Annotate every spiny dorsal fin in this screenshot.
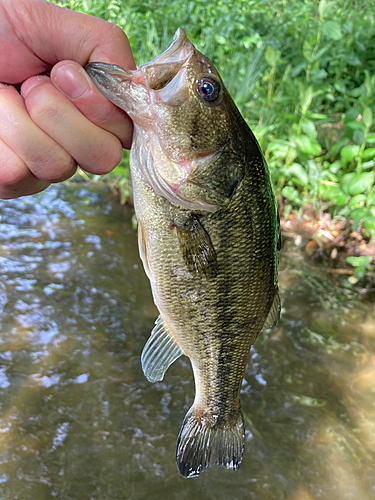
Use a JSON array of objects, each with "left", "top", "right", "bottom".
[
  {"left": 262, "top": 288, "right": 281, "bottom": 330},
  {"left": 141, "top": 315, "right": 184, "bottom": 383},
  {"left": 175, "top": 215, "right": 218, "bottom": 278}
]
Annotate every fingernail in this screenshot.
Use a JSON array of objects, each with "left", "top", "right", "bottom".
[
  {"left": 0, "top": 83, "right": 10, "bottom": 89},
  {"left": 54, "top": 64, "right": 90, "bottom": 99},
  {"left": 21, "top": 75, "right": 49, "bottom": 98}
]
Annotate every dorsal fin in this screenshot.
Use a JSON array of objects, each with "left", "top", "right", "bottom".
[
  {"left": 262, "top": 289, "right": 281, "bottom": 330},
  {"left": 141, "top": 315, "right": 184, "bottom": 383}
]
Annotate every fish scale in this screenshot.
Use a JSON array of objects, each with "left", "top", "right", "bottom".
[{"left": 86, "top": 27, "right": 280, "bottom": 478}]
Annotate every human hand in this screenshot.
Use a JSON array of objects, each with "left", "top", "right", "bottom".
[{"left": 0, "top": 0, "right": 136, "bottom": 199}]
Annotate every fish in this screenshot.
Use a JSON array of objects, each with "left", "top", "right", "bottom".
[{"left": 86, "top": 28, "right": 281, "bottom": 478}]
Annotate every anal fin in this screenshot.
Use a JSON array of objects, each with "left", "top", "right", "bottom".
[
  {"left": 141, "top": 315, "right": 183, "bottom": 383},
  {"left": 262, "top": 288, "right": 281, "bottom": 330}
]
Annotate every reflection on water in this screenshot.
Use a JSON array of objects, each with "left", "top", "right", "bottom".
[{"left": 0, "top": 184, "right": 374, "bottom": 500}]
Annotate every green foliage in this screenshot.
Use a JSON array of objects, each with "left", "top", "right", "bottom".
[
  {"left": 346, "top": 256, "right": 374, "bottom": 279},
  {"left": 52, "top": 0, "right": 375, "bottom": 239}
]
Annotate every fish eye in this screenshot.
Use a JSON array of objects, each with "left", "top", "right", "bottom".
[{"left": 196, "top": 77, "right": 221, "bottom": 102}]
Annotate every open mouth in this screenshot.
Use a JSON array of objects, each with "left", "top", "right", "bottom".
[{"left": 86, "top": 28, "right": 194, "bottom": 93}]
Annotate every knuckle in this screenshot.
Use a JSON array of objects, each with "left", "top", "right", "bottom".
[
  {"left": 35, "top": 156, "right": 77, "bottom": 183},
  {"left": 107, "top": 23, "right": 130, "bottom": 46},
  {"left": 89, "top": 101, "right": 120, "bottom": 128},
  {"left": 82, "top": 140, "right": 123, "bottom": 174},
  {"left": 25, "top": 84, "right": 66, "bottom": 125},
  {"left": 0, "top": 156, "right": 26, "bottom": 188}
]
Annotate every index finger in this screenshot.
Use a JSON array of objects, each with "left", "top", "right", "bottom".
[{"left": 50, "top": 61, "right": 133, "bottom": 149}]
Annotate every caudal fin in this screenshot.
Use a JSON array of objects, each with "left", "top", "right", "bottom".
[{"left": 176, "top": 406, "right": 245, "bottom": 478}]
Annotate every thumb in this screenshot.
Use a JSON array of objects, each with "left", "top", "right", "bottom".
[{"left": 5, "top": 0, "right": 136, "bottom": 69}]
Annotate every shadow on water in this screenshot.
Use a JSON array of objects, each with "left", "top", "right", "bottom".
[{"left": 0, "top": 184, "right": 374, "bottom": 500}]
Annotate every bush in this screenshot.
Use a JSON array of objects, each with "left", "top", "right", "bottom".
[{"left": 53, "top": 0, "right": 375, "bottom": 244}]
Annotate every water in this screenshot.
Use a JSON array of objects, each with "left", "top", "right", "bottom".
[{"left": 0, "top": 184, "right": 374, "bottom": 500}]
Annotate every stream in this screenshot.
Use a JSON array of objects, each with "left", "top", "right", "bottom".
[{"left": 0, "top": 184, "right": 374, "bottom": 500}]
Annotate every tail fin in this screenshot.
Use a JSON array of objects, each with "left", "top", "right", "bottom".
[{"left": 176, "top": 406, "right": 245, "bottom": 478}]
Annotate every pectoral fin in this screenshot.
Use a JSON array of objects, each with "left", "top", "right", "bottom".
[
  {"left": 262, "top": 289, "right": 281, "bottom": 330},
  {"left": 141, "top": 315, "right": 184, "bottom": 383},
  {"left": 175, "top": 216, "right": 218, "bottom": 278}
]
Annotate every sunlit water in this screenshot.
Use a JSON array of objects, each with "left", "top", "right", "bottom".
[{"left": 0, "top": 184, "right": 374, "bottom": 500}]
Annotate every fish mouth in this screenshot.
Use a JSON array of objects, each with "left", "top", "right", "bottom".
[
  {"left": 141, "top": 28, "right": 193, "bottom": 89},
  {"left": 144, "top": 27, "right": 192, "bottom": 69},
  {"left": 85, "top": 28, "right": 193, "bottom": 93}
]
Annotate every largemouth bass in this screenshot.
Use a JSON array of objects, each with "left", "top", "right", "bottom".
[{"left": 86, "top": 28, "right": 281, "bottom": 478}]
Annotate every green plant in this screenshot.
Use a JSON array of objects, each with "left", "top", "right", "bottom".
[
  {"left": 51, "top": 0, "right": 375, "bottom": 257},
  {"left": 346, "top": 256, "right": 374, "bottom": 279}
]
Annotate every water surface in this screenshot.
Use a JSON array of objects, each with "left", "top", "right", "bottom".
[{"left": 0, "top": 185, "right": 374, "bottom": 500}]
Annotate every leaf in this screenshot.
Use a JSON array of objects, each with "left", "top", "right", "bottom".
[
  {"left": 345, "top": 106, "right": 362, "bottom": 121},
  {"left": 303, "top": 40, "right": 312, "bottom": 62},
  {"left": 362, "top": 160, "right": 375, "bottom": 170},
  {"left": 340, "top": 173, "right": 356, "bottom": 194},
  {"left": 346, "top": 53, "right": 362, "bottom": 66},
  {"left": 348, "top": 172, "right": 374, "bottom": 195},
  {"left": 353, "top": 130, "right": 365, "bottom": 146},
  {"left": 330, "top": 138, "right": 347, "bottom": 155},
  {"left": 346, "top": 257, "right": 365, "bottom": 267},
  {"left": 334, "top": 81, "right": 346, "bottom": 93},
  {"left": 283, "top": 204, "right": 292, "bottom": 221},
  {"left": 363, "top": 107, "right": 373, "bottom": 128},
  {"left": 289, "top": 163, "right": 308, "bottom": 186},
  {"left": 282, "top": 186, "right": 301, "bottom": 203},
  {"left": 214, "top": 34, "right": 227, "bottom": 45},
  {"left": 351, "top": 207, "right": 368, "bottom": 220},
  {"left": 300, "top": 86, "right": 313, "bottom": 114},
  {"left": 329, "top": 160, "right": 342, "bottom": 174},
  {"left": 348, "top": 194, "right": 366, "bottom": 209},
  {"left": 345, "top": 121, "right": 365, "bottom": 131},
  {"left": 346, "top": 256, "right": 373, "bottom": 279},
  {"left": 366, "top": 134, "right": 375, "bottom": 144},
  {"left": 296, "top": 135, "right": 320, "bottom": 156},
  {"left": 321, "top": 185, "right": 341, "bottom": 203},
  {"left": 301, "top": 119, "right": 317, "bottom": 139},
  {"left": 310, "top": 113, "right": 328, "bottom": 119},
  {"left": 364, "top": 216, "right": 375, "bottom": 238},
  {"left": 318, "top": 0, "right": 327, "bottom": 18},
  {"left": 366, "top": 188, "right": 375, "bottom": 207},
  {"left": 336, "top": 193, "right": 349, "bottom": 206},
  {"left": 311, "top": 69, "right": 328, "bottom": 81},
  {"left": 340, "top": 145, "right": 360, "bottom": 163},
  {"left": 322, "top": 21, "right": 343, "bottom": 40},
  {"left": 311, "top": 45, "right": 331, "bottom": 63},
  {"left": 364, "top": 70, "right": 374, "bottom": 96},
  {"left": 362, "top": 148, "right": 375, "bottom": 160},
  {"left": 265, "top": 45, "right": 279, "bottom": 66},
  {"left": 291, "top": 61, "right": 307, "bottom": 77}
]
